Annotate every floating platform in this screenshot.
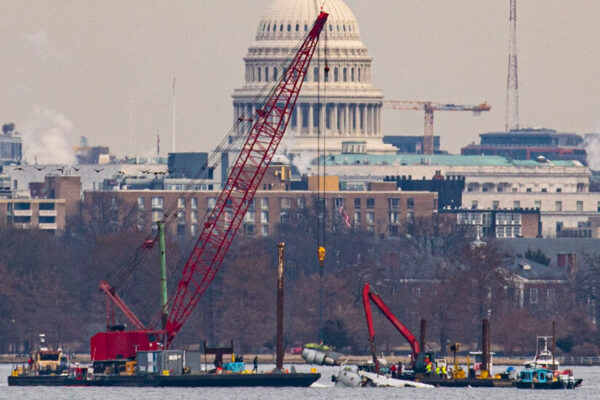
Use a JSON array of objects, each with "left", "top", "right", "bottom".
[{"left": 8, "top": 372, "right": 321, "bottom": 387}]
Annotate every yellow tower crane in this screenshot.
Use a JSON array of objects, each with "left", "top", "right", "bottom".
[{"left": 383, "top": 101, "right": 491, "bottom": 155}]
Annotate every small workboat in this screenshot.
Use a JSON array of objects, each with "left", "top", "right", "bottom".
[{"left": 514, "top": 367, "right": 582, "bottom": 389}]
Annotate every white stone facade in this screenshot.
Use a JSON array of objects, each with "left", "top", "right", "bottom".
[{"left": 231, "top": 0, "right": 396, "bottom": 157}]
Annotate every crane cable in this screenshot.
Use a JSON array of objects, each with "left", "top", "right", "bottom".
[
  {"left": 316, "top": 11, "right": 328, "bottom": 343},
  {"left": 109, "top": 33, "right": 312, "bottom": 292}
]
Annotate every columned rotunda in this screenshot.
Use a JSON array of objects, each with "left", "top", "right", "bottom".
[{"left": 231, "top": 0, "right": 396, "bottom": 157}]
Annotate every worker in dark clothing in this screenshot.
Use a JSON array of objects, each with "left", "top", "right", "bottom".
[{"left": 253, "top": 356, "right": 258, "bottom": 372}]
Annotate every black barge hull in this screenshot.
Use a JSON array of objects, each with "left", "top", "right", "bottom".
[{"left": 8, "top": 372, "right": 321, "bottom": 387}]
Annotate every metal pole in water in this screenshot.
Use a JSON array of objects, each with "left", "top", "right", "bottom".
[
  {"left": 158, "top": 220, "right": 168, "bottom": 330},
  {"left": 276, "top": 242, "right": 286, "bottom": 371},
  {"left": 552, "top": 320, "right": 556, "bottom": 371}
]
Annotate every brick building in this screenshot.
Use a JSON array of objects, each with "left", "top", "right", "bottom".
[
  {"left": 83, "top": 187, "right": 438, "bottom": 239},
  {"left": 0, "top": 198, "right": 66, "bottom": 232}
]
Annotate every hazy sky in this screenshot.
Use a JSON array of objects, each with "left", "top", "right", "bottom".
[{"left": 1, "top": 0, "right": 599, "bottom": 160}]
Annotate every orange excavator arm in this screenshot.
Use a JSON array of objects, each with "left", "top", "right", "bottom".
[{"left": 362, "top": 282, "right": 421, "bottom": 372}]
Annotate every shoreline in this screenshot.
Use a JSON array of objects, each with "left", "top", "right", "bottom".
[{"left": 2, "top": 354, "right": 599, "bottom": 366}]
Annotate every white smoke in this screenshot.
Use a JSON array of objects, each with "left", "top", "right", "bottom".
[
  {"left": 276, "top": 132, "right": 316, "bottom": 175},
  {"left": 585, "top": 133, "right": 600, "bottom": 171},
  {"left": 20, "top": 108, "right": 76, "bottom": 164}
]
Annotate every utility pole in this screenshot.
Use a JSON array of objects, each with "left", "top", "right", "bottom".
[{"left": 505, "top": 0, "right": 520, "bottom": 132}]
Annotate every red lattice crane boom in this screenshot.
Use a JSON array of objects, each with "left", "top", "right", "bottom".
[
  {"left": 383, "top": 100, "right": 491, "bottom": 155},
  {"left": 91, "top": 11, "right": 329, "bottom": 360}
]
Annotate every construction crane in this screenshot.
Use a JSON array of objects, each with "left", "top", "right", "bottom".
[
  {"left": 362, "top": 282, "right": 427, "bottom": 373},
  {"left": 91, "top": 11, "right": 330, "bottom": 362},
  {"left": 383, "top": 100, "right": 491, "bottom": 155}
]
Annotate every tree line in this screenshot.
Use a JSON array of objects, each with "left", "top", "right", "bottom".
[{"left": 0, "top": 199, "right": 599, "bottom": 357}]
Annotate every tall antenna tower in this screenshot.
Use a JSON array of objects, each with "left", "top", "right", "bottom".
[
  {"left": 505, "top": 0, "right": 519, "bottom": 132},
  {"left": 172, "top": 77, "right": 176, "bottom": 153}
]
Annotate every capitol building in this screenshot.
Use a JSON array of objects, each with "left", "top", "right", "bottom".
[{"left": 231, "top": 0, "right": 397, "bottom": 157}]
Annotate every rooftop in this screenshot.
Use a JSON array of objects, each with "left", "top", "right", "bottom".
[{"left": 320, "top": 154, "right": 582, "bottom": 167}]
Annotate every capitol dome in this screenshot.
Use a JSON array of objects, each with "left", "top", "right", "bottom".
[
  {"left": 255, "top": 0, "right": 361, "bottom": 42},
  {"left": 231, "top": 0, "right": 396, "bottom": 157}
]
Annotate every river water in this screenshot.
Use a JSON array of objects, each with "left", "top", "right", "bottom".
[{"left": 1, "top": 363, "right": 598, "bottom": 399}]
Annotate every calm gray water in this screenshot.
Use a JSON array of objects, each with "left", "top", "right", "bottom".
[{"left": 1, "top": 363, "right": 598, "bottom": 399}]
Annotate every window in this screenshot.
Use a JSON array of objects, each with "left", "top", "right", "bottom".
[
  {"left": 287, "top": 24, "right": 291, "bottom": 32},
  {"left": 280, "top": 198, "right": 292, "bottom": 209},
  {"left": 354, "top": 198, "right": 361, "bottom": 209},
  {"left": 15, "top": 202, "right": 31, "bottom": 210},
  {"left": 513, "top": 200, "right": 520, "bottom": 208},
  {"left": 471, "top": 200, "right": 478, "bottom": 209},
  {"left": 546, "top": 288, "right": 556, "bottom": 303},
  {"left": 261, "top": 198, "right": 269, "bottom": 210},
  {"left": 261, "top": 225, "right": 269, "bottom": 236},
  {"left": 492, "top": 201, "right": 499, "bottom": 210},
  {"left": 152, "top": 210, "right": 163, "bottom": 221},
  {"left": 388, "top": 225, "right": 400, "bottom": 237},
  {"left": 334, "top": 67, "right": 339, "bottom": 82},
  {"left": 279, "top": 211, "right": 289, "bottom": 223},
  {"left": 366, "top": 198, "right": 375, "bottom": 209},
  {"left": 13, "top": 215, "right": 31, "bottom": 223},
  {"left": 351, "top": 67, "right": 355, "bottom": 82},
  {"left": 244, "top": 211, "right": 255, "bottom": 223},
  {"left": 191, "top": 210, "right": 198, "bottom": 223},
  {"left": 244, "top": 224, "right": 254, "bottom": 235},
  {"left": 526, "top": 188, "right": 532, "bottom": 193},
  {"left": 297, "top": 198, "right": 305, "bottom": 209},
  {"left": 177, "top": 224, "right": 186, "bottom": 237},
  {"left": 389, "top": 211, "right": 400, "bottom": 224},
  {"left": 313, "top": 67, "right": 319, "bottom": 82},
  {"left": 207, "top": 197, "right": 217, "bottom": 210},
  {"left": 265, "top": 67, "right": 269, "bottom": 81},
  {"left": 273, "top": 67, "right": 278, "bottom": 80},
  {"left": 260, "top": 211, "right": 269, "bottom": 223},
  {"left": 258, "top": 67, "right": 261, "bottom": 82},
  {"left": 366, "top": 212, "right": 375, "bottom": 224},
  {"left": 39, "top": 216, "right": 55, "bottom": 224},
  {"left": 39, "top": 203, "right": 55, "bottom": 210},
  {"left": 556, "top": 221, "right": 563, "bottom": 232},
  {"left": 530, "top": 288, "right": 538, "bottom": 304},
  {"left": 407, "top": 198, "right": 414, "bottom": 210},
  {"left": 534, "top": 200, "right": 542, "bottom": 209},
  {"left": 541, "top": 188, "right": 547, "bottom": 193},
  {"left": 304, "top": 24, "right": 308, "bottom": 32},
  {"left": 555, "top": 201, "right": 562, "bottom": 212},
  {"left": 191, "top": 198, "right": 198, "bottom": 210},
  {"left": 334, "top": 198, "right": 345, "bottom": 208},
  {"left": 343, "top": 67, "right": 347, "bottom": 82},
  {"left": 177, "top": 198, "right": 185, "bottom": 209},
  {"left": 557, "top": 188, "right": 562, "bottom": 193},
  {"left": 407, "top": 210, "right": 414, "bottom": 222},
  {"left": 190, "top": 224, "right": 197, "bottom": 236},
  {"left": 577, "top": 201, "right": 583, "bottom": 212},
  {"left": 151, "top": 197, "right": 163, "bottom": 209},
  {"left": 137, "top": 197, "right": 145, "bottom": 210},
  {"left": 354, "top": 211, "right": 361, "bottom": 224}
]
